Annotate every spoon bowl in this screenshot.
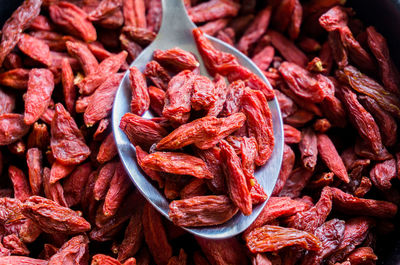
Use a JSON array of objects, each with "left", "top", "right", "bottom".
[{"left": 112, "top": 0, "right": 284, "bottom": 239}]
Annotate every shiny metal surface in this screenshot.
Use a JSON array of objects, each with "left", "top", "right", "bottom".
[{"left": 112, "top": 0, "right": 284, "bottom": 239}]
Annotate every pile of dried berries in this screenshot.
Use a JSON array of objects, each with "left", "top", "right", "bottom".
[
  {"left": 120, "top": 28, "right": 275, "bottom": 226},
  {"left": 0, "top": 0, "right": 398, "bottom": 264}
]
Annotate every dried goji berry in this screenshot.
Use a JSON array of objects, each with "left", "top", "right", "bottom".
[
  {"left": 22, "top": 196, "right": 91, "bottom": 234},
  {"left": 120, "top": 113, "right": 168, "bottom": 150},
  {"left": 162, "top": 70, "right": 195, "bottom": 124},
  {"left": 146, "top": 0, "right": 161, "bottom": 32},
  {"left": 119, "top": 33, "right": 143, "bottom": 63},
  {"left": 0, "top": 256, "right": 47, "bottom": 265},
  {"left": 191, "top": 75, "right": 216, "bottom": 111},
  {"left": 144, "top": 61, "right": 171, "bottom": 91},
  {"left": 320, "top": 7, "right": 376, "bottom": 73},
  {"left": 78, "top": 51, "right": 127, "bottom": 95},
  {"left": 269, "top": 30, "right": 308, "bottom": 67},
  {"left": 241, "top": 88, "right": 274, "bottom": 166},
  {"left": 284, "top": 124, "right": 301, "bottom": 144},
  {"left": 93, "top": 118, "right": 110, "bottom": 141},
  {"left": 329, "top": 187, "right": 397, "bottom": 218},
  {"left": 317, "top": 134, "right": 349, "bottom": 183},
  {"left": 30, "top": 30, "right": 66, "bottom": 52},
  {"left": 29, "top": 15, "right": 53, "bottom": 31},
  {"left": 50, "top": 50, "right": 80, "bottom": 71},
  {"left": 92, "top": 162, "right": 116, "bottom": 202},
  {"left": 84, "top": 73, "right": 124, "bottom": 127},
  {"left": 24, "top": 69, "right": 54, "bottom": 125},
  {"left": 354, "top": 137, "right": 392, "bottom": 162},
  {"left": 301, "top": 218, "right": 345, "bottom": 265},
  {"left": 157, "top": 113, "right": 246, "bottom": 150},
  {"left": 188, "top": 0, "right": 240, "bottom": 23},
  {"left": 288, "top": 0, "right": 302, "bottom": 39},
  {"left": 279, "top": 167, "right": 314, "bottom": 198},
  {"left": 87, "top": 42, "right": 112, "bottom": 61},
  {"left": 216, "top": 27, "right": 236, "bottom": 46},
  {"left": 38, "top": 244, "right": 58, "bottom": 260},
  {"left": 8, "top": 165, "right": 31, "bottom": 202},
  {"left": 142, "top": 202, "right": 172, "bottom": 265},
  {"left": 272, "top": 144, "right": 295, "bottom": 196},
  {"left": 18, "top": 34, "right": 52, "bottom": 67},
  {"left": 180, "top": 179, "right": 208, "bottom": 199},
  {"left": 141, "top": 152, "right": 213, "bottom": 179},
  {"left": 195, "top": 147, "right": 226, "bottom": 194},
  {"left": 353, "top": 176, "right": 372, "bottom": 198},
  {"left": 252, "top": 46, "right": 274, "bottom": 71},
  {"left": 47, "top": 235, "right": 89, "bottom": 265},
  {"left": 366, "top": 26, "right": 400, "bottom": 95},
  {"left": 198, "top": 18, "right": 230, "bottom": 36},
  {"left": 19, "top": 218, "right": 42, "bottom": 244},
  {"left": 327, "top": 217, "right": 375, "bottom": 264},
  {"left": 103, "top": 163, "right": 132, "bottom": 216},
  {"left": 237, "top": 6, "right": 271, "bottom": 55},
  {"left": 0, "top": 68, "right": 30, "bottom": 90},
  {"left": 88, "top": 0, "right": 122, "bottom": 21},
  {"left": 221, "top": 80, "right": 244, "bottom": 116},
  {"left": 0, "top": 0, "right": 42, "bottom": 67},
  {"left": 169, "top": 195, "right": 238, "bottom": 227},
  {"left": 90, "top": 192, "right": 142, "bottom": 242},
  {"left": 196, "top": 236, "right": 248, "bottom": 265},
  {"left": 219, "top": 139, "right": 252, "bottom": 215},
  {"left": 337, "top": 66, "right": 400, "bottom": 119},
  {"left": 92, "top": 254, "right": 121, "bottom": 265},
  {"left": 129, "top": 66, "right": 150, "bottom": 116},
  {"left": 279, "top": 62, "right": 333, "bottom": 103},
  {"left": 3, "top": 52, "right": 23, "bottom": 70},
  {"left": 313, "top": 118, "right": 331, "bottom": 133},
  {"left": 49, "top": 2, "right": 97, "bottom": 42},
  {"left": 244, "top": 196, "right": 311, "bottom": 237},
  {"left": 63, "top": 162, "right": 92, "bottom": 207},
  {"left": 122, "top": 26, "right": 156, "bottom": 46},
  {"left": 3, "top": 233, "right": 30, "bottom": 256},
  {"left": 206, "top": 74, "right": 228, "bottom": 117},
  {"left": 122, "top": 0, "right": 146, "bottom": 28},
  {"left": 297, "top": 128, "right": 317, "bottom": 171},
  {"left": 135, "top": 146, "right": 164, "bottom": 188},
  {"left": 359, "top": 95, "right": 397, "bottom": 147},
  {"left": 279, "top": 82, "right": 324, "bottom": 117},
  {"left": 97, "top": 8, "right": 124, "bottom": 29},
  {"left": 164, "top": 175, "right": 189, "bottom": 200},
  {"left": 66, "top": 41, "right": 99, "bottom": 76},
  {"left": 43, "top": 167, "right": 68, "bottom": 207},
  {"left": 96, "top": 133, "right": 117, "bottom": 164},
  {"left": 148, "top": 86, "right": 165, "bottom": 116},
  {"left": 118, "top": 205, "right": 143, "bottom": 262},
  {"left": 49, "top": 161, "right": 75, "bottom": 185},
  {"left": 60, "top": 58, "right": 76, "bottom": 115},
  {"left": 50, "top": 103, "right": 91, "bottom": 165},
  {"left": 245, "top": 225, "right": 321, "bottom": 253},
  {"left": 346, "top": 247, "right": 377, "bottom": 265},
  {"left": 369, "top": 158, "right": 396, "bottom": 190},
  {"left": 338, "top": 86, "right": 383, "bottom": 154},
  {"left": 271, "top": 0, "right": 295, "bottom": 31},
  {"left": 193, "top": 28, "right": 240, "bottom": 76},
  {"left": 26, "top": 148, "right": 43, "bottom": 196},
  {"left": 240, "top": 136, "right": 258, "bottom": 186},
  {"left": 288, "top": 186, "right": 333, "bottom": 233},
  {"left": 274, "top": 89, "right": 297, "bottom": 120}
]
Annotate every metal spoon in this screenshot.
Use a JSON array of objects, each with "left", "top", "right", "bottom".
[{"left": 112, "top": 0, "right": 284, "bottom": 239}]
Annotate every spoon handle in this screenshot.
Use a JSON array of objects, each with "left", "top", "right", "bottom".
[{"left": 158, "top": 0, "right": 196, "bottom": 36}]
